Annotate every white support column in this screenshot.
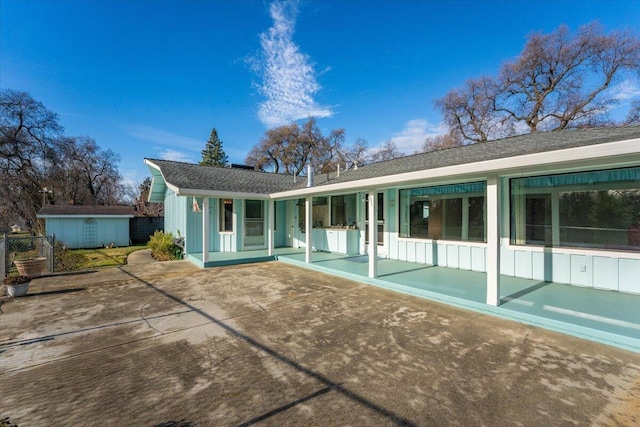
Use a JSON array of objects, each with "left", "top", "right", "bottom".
[
  {"left": 202, "top": 197, "right": 210, "bottom": 264},
  {"left": 305, "top": 196, "right": 312, "bottom": 263},
  {"left": 486, "top": 175, "right": 501, "bottom": 306},
  {"left": 368, "top": 191, "right": 378, "bottom": 278},
  {"left": 268, "top": 199, "right": 275, "bottom": 256}
]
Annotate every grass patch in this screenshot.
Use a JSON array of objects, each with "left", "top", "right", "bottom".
[{"left": 65, "top": 245, "right": 148, "bottom": 270}]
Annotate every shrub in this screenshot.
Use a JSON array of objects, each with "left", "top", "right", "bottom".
[
  {"left": 148, "top": 230, "right": 179, "bottom": 261},
  {"left": 54, "top": 241, "right": 87, "bottom": 271}
]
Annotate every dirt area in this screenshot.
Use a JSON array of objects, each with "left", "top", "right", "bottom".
[{"left": 1, "top": 257, "right": 640, "bottom": 426}]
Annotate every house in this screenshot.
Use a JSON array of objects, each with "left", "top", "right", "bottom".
[
  {"left": 10, "top": 224, "right": 22, "bottom": 233},
  {"left": 145, "top": 125, "right": 640, "bottom": 306},
  {"left": 37, "top": 205, "right": 135, "bottom": 249}
]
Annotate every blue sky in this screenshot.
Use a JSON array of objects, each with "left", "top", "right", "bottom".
[{"left": 2, "top": 0, "right": 639, "bottom": 188}]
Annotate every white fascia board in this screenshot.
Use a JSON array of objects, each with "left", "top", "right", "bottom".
[
  {"left": 176, "top": 188, "right": 270, "bottom": 200},
  {"left": 144, "top": 159, "right": 174, "bottom": 201},
  {"left": 37, "top": 215, "right": 135, "bottom": 219},
  {"left": 271, "top": 138, "right": 640, "bottom": 199}
]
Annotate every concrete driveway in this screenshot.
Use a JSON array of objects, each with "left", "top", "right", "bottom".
[{"left": 1, "top": 254, "right": 640, "bottom": 426}]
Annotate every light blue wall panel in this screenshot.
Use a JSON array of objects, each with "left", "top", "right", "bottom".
[
  {"left": 388, "top": 233, "right": 399, "bottom": 259},
  {"left": 437, "top": 243, "right": 447, "bottom": 267},
  {"left": 458, "top": 245, "right": 471, "bottom": 270},
  {"left": 619, "top": 258, "right": 640, "bottom": 294},
  {"left": 471, "top": 247, "right": 485, "bottom": 272},
  {"left": 531, "top": 251, "right": 546, "bottom": 281},
  {"left": 427, "top": 242, "right": 438, "bottom": 265},
  {"left": 593, "top": 256, "right": 619, "bottom": 291},
  {"left": 46, "top": 217, "right": 129, "bottom": 249},
  {"left": 514, "top": 250, "right": 532, "bottom": 279},
  {"left": 398, "top": 240, "right": 407, "bottom": 260},
  {"left": 551, "top": 253, "right": 571, "bottom": 284},
  {"left": 415, "top": 242, "right": 426, "bottom": 265},
  {"left": 406, "top": 241, "right": 416, "bottom": 263},
  {"left": 446, "top": 244, "right": 459, "bottom": 268},
  {"left": 186, "top": 196, "right": 203, "bottom": 254},
  {"left": 570, "top": 254, "right": 592, "bottom": 287},
  {"left": 275, "top": 200, "right": 287, "bottom": 247},
  {"left": 500, "top": 247, "right": 515, "bottom": 276}
]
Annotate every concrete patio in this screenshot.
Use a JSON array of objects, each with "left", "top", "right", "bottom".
[{"left": 1, "top": 255, "right": 640, "bottom": 425}]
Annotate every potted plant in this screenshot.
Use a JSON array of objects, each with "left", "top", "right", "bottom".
[
  {"left": 13, "top": 257, "right": 47, "bottom": 277},
  {"left": 3, "top": 274, "right": 31, "bottom": 297}
]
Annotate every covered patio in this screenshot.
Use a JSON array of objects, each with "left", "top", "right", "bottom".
[{"left": 188, "top": 248, "right": 640, "bottom": 352}]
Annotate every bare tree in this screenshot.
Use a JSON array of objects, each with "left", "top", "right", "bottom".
[
  {"left": 339, "top": 137, "right": 369, "bottom": 168},
  {"left": 0, "top": 89, "right": 63, "bottom": 233},
  {"left": 421, "top": 131, "right": 463, "bottom": 152},
  {"left": 368, "top": 140, "right": 405, "bottom": 163},
  {"left": 133, "top": 177, "right": 164, "bottom": 217},
  {"left": 246, "top": 118, "right": 345, "bottom": 175},
  {"left": 626, "top": 99, "right": 640, "bottom": 125},
  {"left": 436, "top": 22, "right": 640, "bottom": 143}
]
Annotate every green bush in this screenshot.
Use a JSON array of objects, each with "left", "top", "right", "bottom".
[{"left": 148, "top": 230, "right": 180, "bottom": 261}]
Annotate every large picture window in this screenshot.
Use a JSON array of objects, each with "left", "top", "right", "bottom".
[
  {"left": 220, "top": 199, "right": 233, "bottom": 232},
  {"left": 331, "top": 194, "right": 357, "bottom": 227},
  {"left": 510, "top": 167, "right": 640, "bottom": 250},
  {"left": 399, "top": 182, "right": 485, "bottom": 242}
]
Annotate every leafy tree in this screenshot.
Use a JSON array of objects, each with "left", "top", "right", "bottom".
[
  {"left": 200, "top": 128, "right": 228, "bottom": 166},
  {"left": 246, "top": 117, "right": 345, "bottom": 174},
  {"left": 436, "top": 22, "right": 640, "bottom": 143}
]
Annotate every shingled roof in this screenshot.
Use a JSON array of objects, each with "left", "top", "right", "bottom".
[
  {"left": 38, "top": 205, "right": 135, "bottom": 217},
  {"left": 146, "top": 125, "right": 640, "bottom": 197}
]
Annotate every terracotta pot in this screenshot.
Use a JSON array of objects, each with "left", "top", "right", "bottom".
[
  {"left": 14, "top": 257, "right": 47, "bottom": 278},
  {"left": 6, "top": 281, "right": 30, "bottom": 297}
]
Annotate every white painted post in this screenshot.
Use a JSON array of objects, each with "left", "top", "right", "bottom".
[
  {"left": 368, "top": 191, "right": 378, "bottom": 278},
  {"left": 486, "top": 175, "right": 501, "bottom": 306},
  {"left": 305, "top": 196, "right": 312, "bottom": 263},
  {"left": 202, "top": 197, "right": 210, "bottom": 264},
  {"left": 268, "top": 199, "right": 275, "bottom": 256}
]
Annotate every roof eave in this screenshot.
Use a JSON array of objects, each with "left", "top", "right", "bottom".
[{"left": 271, "top": 138, "right": 640, "bottom": 199}]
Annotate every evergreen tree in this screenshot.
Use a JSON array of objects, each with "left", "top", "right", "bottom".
[{"left": 200, "top": 128, "right": 228, "bottom": 166}]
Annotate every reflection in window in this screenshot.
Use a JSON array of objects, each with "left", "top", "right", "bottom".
[
  {"left": 510, "top": 167, "right": 640, "bottom": 250},
  {"left": 399, "top": 182, "right": 485, "bottom": 242},
  {"left": 220, "top": 199, "right": 233, "bottom": 232},
  {"left": 331, "top": 194, "right": 357, "bottom": 226}
]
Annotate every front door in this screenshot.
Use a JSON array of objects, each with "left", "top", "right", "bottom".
[{"left": 244, "top": 200, "right": 265, "bottom": 248}]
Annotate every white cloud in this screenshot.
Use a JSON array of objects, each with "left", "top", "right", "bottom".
[
  {"left": 610, "top": 78, "right": 640, "bottom": 102},
  {"left": 126, "top": 125, "right": 203, "bottom": 152},
  {"left": 383, "top": 119, "right": 447, "bottom": 154},
  {"left": 252, "top": 0, "right": 333, "bottom": 127},
  {"left": 159, "top": 149, "right": 195, "bottom": 163}
]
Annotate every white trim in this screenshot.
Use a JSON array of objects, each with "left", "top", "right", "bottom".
[
  {"left": 271, "top": 139, "right": 640, "bottom": 199},
  {"left": 396, "top": 237, "right": 488, "bottom": 248},
  {"left": 505, "top": 243, "right": 640, "bottom": 260},
  {"left": 37, "top": 215, "right": 134, "bottom": 219}
]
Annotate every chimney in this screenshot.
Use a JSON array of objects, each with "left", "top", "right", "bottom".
[{"left": 307, "top": 164, "right": 314, "bottom": 187}]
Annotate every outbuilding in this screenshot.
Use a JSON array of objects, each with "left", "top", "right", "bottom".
[{"left": 37, "top": 205, "right": 134, "bottom": 249}]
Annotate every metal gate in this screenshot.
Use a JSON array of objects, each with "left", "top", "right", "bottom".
[{"left": 1, "top": 234, "right": 55, "bottom": 277}]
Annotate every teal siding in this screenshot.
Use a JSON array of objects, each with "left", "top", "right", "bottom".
[
  {"left": 45, "top": 217, "right": 130, "bottom": 249},
  {"left": 163, "top": 189, "right": 187, "bottom": 240},
  {"left": 274, "top": 200, "right": 287, "bottom": 247}
]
